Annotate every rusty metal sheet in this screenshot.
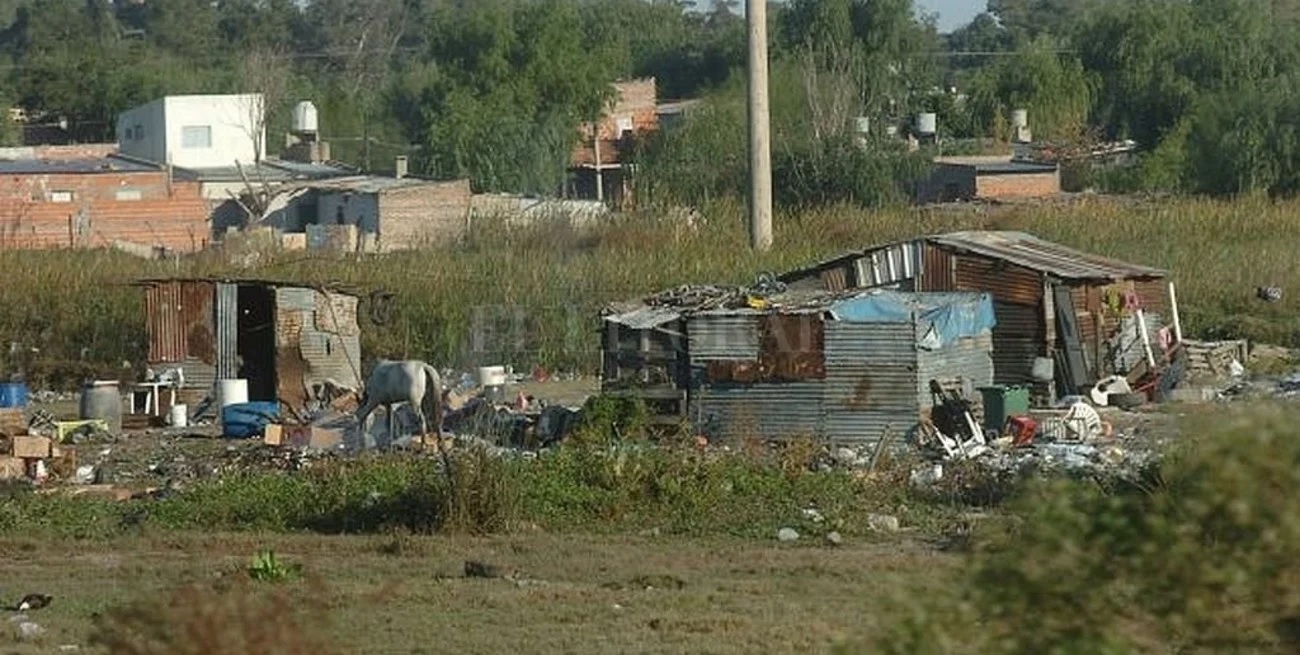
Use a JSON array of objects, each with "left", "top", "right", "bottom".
[
  {"left": 954, "top": 254, "right": 1043, "bottom": 306},
  {"left": 921, "top": 243, "right": 954, "bottom": 291},
  {"left": 930, "top": 231, "right": 1168, "bottom": 281},
  {"left": 989, "top": 301, "right": 1044, "bottom": 385},
  {"left": 1132, "top": 278, "right": 1169, "bottom": 314},
  {"left": 820, "top": 267, "right": 848, "bottom": 292},
  {"left": 758, "top": 314, "right": 826, "bottom": 381},
  {"left": 705, "top": 360, "right": 762, "bottom": 384},
  {"left": 145, "top": 281, "right": 184, "bottom": 362},
  {"left": 180, "top": 281, "right": 216, "bottom": 365}
]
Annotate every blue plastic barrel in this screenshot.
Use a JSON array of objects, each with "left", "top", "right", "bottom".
[
  {"left": 0, "top": 382, "right": 29, "bottom": 408},
  {"left": 221, "top": 401, "right": 281, "bottom": 439}
]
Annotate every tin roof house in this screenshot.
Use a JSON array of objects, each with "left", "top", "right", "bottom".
[
  {"left": 602, "top": 287, "right": 997, "bottom": 448},
  {"left": 776, "top": 231, "right": 1173, "bottom": 401},
  {"left": 136, "top": 277, "right": 362, "bottom": 416}
]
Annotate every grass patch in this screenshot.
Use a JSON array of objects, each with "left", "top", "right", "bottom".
[
  {"left": 0, "top": 439, "right": 963, "bottom": 542},
  {"left": 0, "top": 195, "right": 1296, "bottom": 388}
]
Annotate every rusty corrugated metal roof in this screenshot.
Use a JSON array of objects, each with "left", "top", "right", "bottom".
[
  {"left": 929, "top": 231, "right": 1167, "bottom": 281},
  {"left": 779, "top": 231, "right": 1167, "bottom": 285}
]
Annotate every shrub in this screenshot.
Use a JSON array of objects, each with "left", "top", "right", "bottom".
[{"left": 867, "top": 404, "right": 1300, "bottom": 655}]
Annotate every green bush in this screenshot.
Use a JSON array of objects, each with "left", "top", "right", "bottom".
[{"left": 866, "top": 404, "right": 1300, "bottom": 655}]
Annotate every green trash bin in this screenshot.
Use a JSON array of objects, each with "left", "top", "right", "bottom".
[{"left": 977, "top": 385, "right": 1030, "bottom": 433}]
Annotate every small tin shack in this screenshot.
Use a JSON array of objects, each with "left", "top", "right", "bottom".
[
  {"left": 136, "top": 278, "right": 362, "bottom": 414},
  {"left": 602, "top": 288, "right": 997, "bottom": 447},
  {"left": 777, "top": 231, "right": 1171, "bottom": 398}
]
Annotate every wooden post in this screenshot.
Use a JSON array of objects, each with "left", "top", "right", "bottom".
[
  {"left": 593, "top": 124, "right": 604, "bottom": 204},
  {"left": 746, "top": 0, "right": 773, "bottom": 251}
]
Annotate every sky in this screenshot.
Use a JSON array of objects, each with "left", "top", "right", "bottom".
[
  {"left": 914, "top": 0, "right": 984, "bottom": 32},
  {"left": 704, "top": 1, "right": 984, "bottom": 34}
]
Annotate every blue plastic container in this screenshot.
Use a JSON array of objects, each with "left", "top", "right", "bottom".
[
  {"left": 0, "top": 382, "right": 28, "bottom": 408},
  {"left": 221, "top": 401, "right": 281, "bottom": 439}
]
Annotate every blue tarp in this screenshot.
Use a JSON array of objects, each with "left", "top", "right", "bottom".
[{"left": 828, "top": 290, "right": 997, "bottom": 348}]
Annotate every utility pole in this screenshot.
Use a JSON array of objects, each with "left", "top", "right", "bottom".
[{"left": 746, "top": 0, "right": 773, "bottom": 252}]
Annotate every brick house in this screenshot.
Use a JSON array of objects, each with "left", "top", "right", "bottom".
[
  {"left": 0, "top": 147, "right": 209, "bottom": 253},
  {"left": 568, "top": 78, "right": 660, "bottom": 208},
  {"left": 916, "top": 155, "right": 1061, "bottom": 204}
]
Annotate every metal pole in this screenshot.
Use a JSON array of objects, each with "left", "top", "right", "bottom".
[{"left": 747, "top": 0, "right": 773, "bottom": 251}]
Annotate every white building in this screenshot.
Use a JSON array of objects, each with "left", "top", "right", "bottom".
[{"left": 116, "top": 94, "right": 266, "bottom": 170}]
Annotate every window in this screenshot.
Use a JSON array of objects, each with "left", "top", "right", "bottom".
[
  {"left": 50, "top": 191, "right": 74, "bottom": 203},
  {"left": 615, "top": 115, "right": 634, "bottom": 138},
  {"left": 115, "top": 189, "right": 143, "bottom": 201},
  {"left": 181, "top": 125, "right": 212, "bottom": 149}
]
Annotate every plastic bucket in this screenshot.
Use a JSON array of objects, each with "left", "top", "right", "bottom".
[
  {"left": 0, "top": 382, "right": 28, "bottom": 408},
  {"left": 221, "top": 401, "right": 280, "bottom": 439},
  {"left": 477, "top": 366, "right": 507, "bottom": 387},
  {"left": 218, "top": 379, "right": 249, "bottom": 408},
  {"left": 79, "top": 380, "right": 122, "bottom": 434},
  {"left": 169, "top": 403, "right": 189, "bottom": 428}
]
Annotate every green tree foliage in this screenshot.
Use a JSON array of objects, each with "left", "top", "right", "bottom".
[
  {"left": 1183, "top": 77, "right": 1300, "bottom": 196},
  {"left": 963, "top": 37, "right": 1095, "bottom": 142}
]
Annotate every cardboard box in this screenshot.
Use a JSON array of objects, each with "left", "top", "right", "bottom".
[
  {"left": 12, "top": 435, "right": 51, "bottom": 459},
  {"left": 0, "top": 408, "right": 26, "bottom": 436},
  {"left": 264, "top": 424, "right": 343, "bottom": 450}
]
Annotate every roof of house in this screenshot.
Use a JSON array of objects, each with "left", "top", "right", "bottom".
[
  {"left": 130, "top": 276, "right": 359, "bottom": 296},
  {"left": 172, "top": 158, "right": 357, "bottom": 183},
  {"left": 296, "top": 175, "right": 461, "bottom": 194},
  {"left": 935, "top": 156, "right": 1058, "bottom": 174},
  {"left": 779, "top": 231, "right": 1168, "bottom": 284},
  {"left": 0, "top": 154, "right": 160, "bottom": 175}
]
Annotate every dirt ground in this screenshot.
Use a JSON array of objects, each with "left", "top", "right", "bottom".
[{"left": 0, "top": 532, "right": 955, "bottom": 654}]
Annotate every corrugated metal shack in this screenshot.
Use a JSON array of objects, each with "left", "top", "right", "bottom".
[
  {"left": 602, "top": 288, "right": 997, "bottom": 447},
  {"left": 776, "top": 231, "right": 1171, "bottom": 399},
  {"left": 136, "top": 278, "right": 362, "bottom": 415}
]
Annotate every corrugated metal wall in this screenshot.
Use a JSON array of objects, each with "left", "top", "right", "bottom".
[
  {"left": 822, "top": 321, "right": 921, "bottom": 448},
  {"left": 688, "top": 313, "right": 994, "bottom": 448},
  {"left": 949, "top": 254, "right": 1045, "bottom": 386},
  {"left": 687, "top": 314, "right": 759, "bottom": 360},
  {"left": 145, "top": 282, "right": 184, "bottom": 362},
  {"left": 691, "top": 382, "right": 825, "bottom": 441},
  {"left": 916, "top": 334, "right": 995, "bottom": 409},
  {"left": 215, "top": 283, "right": 238, "bottom": 381}
]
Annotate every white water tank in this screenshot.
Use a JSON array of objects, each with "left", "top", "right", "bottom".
[
  {"left": 1011, "top": 108, "right": 1029, "bottom": 129},
  {"left": 916, "top": 112, "right": 937, "bottom": 136},
  {"left": 292, "top": 101, "right": 319, "bottom": 135}
]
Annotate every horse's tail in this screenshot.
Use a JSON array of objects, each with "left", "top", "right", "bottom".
[{"left": 421, "top": 362, "right": 444, "bottom": 434}]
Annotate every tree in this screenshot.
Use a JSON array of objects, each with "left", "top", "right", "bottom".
[{"left": 236, "top": 46, "right": 293, "bottom": 164}]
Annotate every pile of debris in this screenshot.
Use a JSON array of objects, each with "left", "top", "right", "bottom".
[{"left": 0, "top": 405, "right": 112, "bottom": 487}]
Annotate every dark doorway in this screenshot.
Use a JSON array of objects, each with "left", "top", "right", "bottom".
[{"left": 237, "top": 285, "right": 277, "bottom": 401}]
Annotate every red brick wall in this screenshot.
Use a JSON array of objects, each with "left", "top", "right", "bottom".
[
  {"left": 0, "top": 170, "right": 178, "bottom": 203},
  {"left": 572, "top": 78, "right": 659, "bottom": 167},
  {"left": 0, "top": 172, "right": 210, "bottom": 252},
  {"left": 975, "top": 171, "right": 1060, "bottom": 199}
]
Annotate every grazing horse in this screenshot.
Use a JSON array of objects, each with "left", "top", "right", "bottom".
[{"left": 355, "top": 359, "right": 445, "bottom": 445}]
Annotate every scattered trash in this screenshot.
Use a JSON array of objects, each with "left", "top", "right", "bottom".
[
  {"left": 867, "top": 514, "right": 901, "bottom": 533},
  {"left": 825, "top": 531, "right": 844, "bottom": 547},
  {"left": 777, "top": 527, "right": 800, "bottom": 542},
  {"left": 910, "top": 463, "right": 944, "bottom": 488},
  {"left": 801, "top": 508, "right": 825, "bottom": 524},
  {"left": 16, "top": 621, "right": 44, "bottom": 640}
]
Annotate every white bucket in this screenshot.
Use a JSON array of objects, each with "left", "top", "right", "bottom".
[
  {"left": 477, "top": 366, "right": 507, "bottom": 388},
  {"left": 219, "top": 379, "right": 249, "bottom": 408},
  {"left": 169, "top": 403, "right": 188, "bottom": 428}
]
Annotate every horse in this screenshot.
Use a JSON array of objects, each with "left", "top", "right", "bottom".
[{"left": 355, "top": 359, "right": 446, "bottom": 446}]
